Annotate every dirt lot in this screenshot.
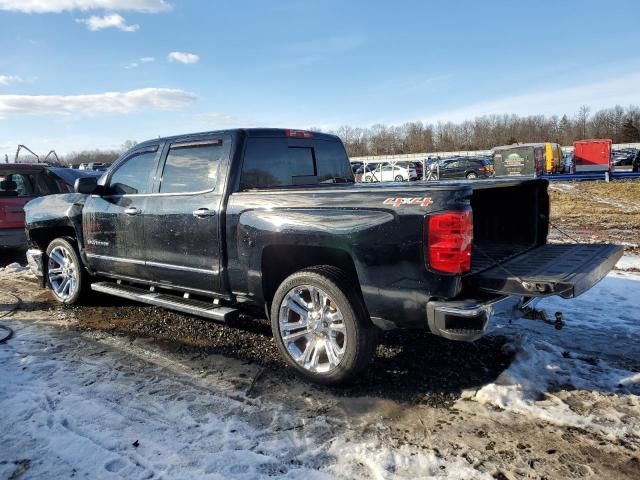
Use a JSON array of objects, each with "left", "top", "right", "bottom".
[
  {"left": 549, "top": 180, "right": 640, "bottom": 252},
  {"left": 1, "top": 180, "right": 639, "bottom": 479}
]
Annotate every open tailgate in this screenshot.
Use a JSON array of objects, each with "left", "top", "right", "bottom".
[{"left": 471, "top": 244, "right": 623, "bottom": 298}]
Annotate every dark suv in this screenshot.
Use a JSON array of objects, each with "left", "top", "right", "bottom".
[{"left": 437, "top": 157, "right": 493, "bottom": 179}]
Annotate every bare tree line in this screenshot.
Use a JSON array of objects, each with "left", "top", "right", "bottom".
[
  {"left": 59, "top": 140, "right": 138, "bottom": 166},
  {"left": 332, "top": 105, "right": 640, "bottom": 157}
]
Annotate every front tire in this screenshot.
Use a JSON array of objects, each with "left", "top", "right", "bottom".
[
  {"left": 270, "top": 266, "right": 378, "bottom": 385},
  {"left": 46, "top": 237, "right": 86, "bottom": 304}
]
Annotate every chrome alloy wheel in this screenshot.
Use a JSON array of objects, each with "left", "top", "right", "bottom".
[
  {"left": 278, "top": 285, "right": 347, "bottom": 373},
  {"left": 47, "top": 245, "right": 79, "bottom": 300}
]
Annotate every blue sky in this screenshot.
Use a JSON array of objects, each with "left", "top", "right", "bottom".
[{"left": 0, "top": 0, "right": 639, "bottom": 158}]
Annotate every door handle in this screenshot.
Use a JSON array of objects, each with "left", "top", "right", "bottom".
[
  {"left": 192, "top": 208, "right": 216, "bottom": 218},
  {"left": 124, "top": 207, "right": 140, "bottom": 216}
]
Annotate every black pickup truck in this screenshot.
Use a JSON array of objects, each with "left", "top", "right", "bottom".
[{"left": 24, "top": 129, "right": 622, "bottom": 384}]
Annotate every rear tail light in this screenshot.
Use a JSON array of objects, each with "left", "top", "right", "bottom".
[
  {"left": 285, "top": 129, "right": 313, "bottom": 139},
  {"left": 426, "top": 210, "right": 473, "bottom": 274},
  {"left": 479, "top": 166, "right": 486, "bottom": 171}
]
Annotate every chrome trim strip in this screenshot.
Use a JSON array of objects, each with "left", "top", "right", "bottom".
[
  {"left": 146, "top": 260, "right": 217, "bottom": 275},
  {"left": 96, "top": 187, "right": 217, "bottom": 199},
  {"left": 86, "top": 253, "right": 217, "bottom": 274},
  {"left": 85, "top": 253, "right": 145, "bottom": 265}
]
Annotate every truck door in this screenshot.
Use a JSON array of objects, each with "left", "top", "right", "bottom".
[
  {"left": 83, "top": 145, "right": 160, "bottom": 278},
  {"left": 140, "top": 135, "right": 231, "bottom": 293}
]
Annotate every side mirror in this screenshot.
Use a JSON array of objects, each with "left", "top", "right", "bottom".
[{"left": 74, "top": 176, "right": 98, "bottom": 194}]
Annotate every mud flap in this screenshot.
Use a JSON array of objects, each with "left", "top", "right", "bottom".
[{"left": 470, "top": 244, "right": 623, "bottom": 298}]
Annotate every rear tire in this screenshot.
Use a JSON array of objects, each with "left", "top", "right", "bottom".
[
  {"left": 394, "top": 175, "right": 404, "bottom": 182},
  {"left": 466, "top": 172, "right": 478, "bottom": 179},
  {"left": 270, "top": 266, "right": 378, "bottom": 385},
  {"left": 46, "top": 237, "right": 86, "bottom": 304}
]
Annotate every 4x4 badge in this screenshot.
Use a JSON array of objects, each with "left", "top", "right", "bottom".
[{"left": 383, "top": 197, "right": 433, "bottom": 208}]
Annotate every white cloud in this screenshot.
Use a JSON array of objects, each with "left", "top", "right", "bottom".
[
  {"left": 76, "top": 13, "right": 139, "bottom": 32},
  {"left": 0, "top": 75, "right": 22, "bottom": 86},
  {"left": 140, "top": 56, "right": 155, "bottom": 63},
  {"left": 0, "top": 88, "right": 197, "bottom": 116},
  {"left": 0, "top": 0, "right": 171, "bottom": 13},
  {"left": 168, "top": 51, "right": 199, "bottom": 64},
  {"left": 125, "top": 62, "right": 139, "bottom": 69},
  {"left": 423, "top": 72, "right": 640, "bottom": 124}
]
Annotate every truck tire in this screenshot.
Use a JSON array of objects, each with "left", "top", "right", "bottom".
[
  {"left": 271, "top": 266, "right": 378, "bottom": 385},
  {"left": 45, "top": 237, "right": 86, "bottom": 305}
]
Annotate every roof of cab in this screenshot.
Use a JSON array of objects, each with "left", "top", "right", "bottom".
[{"left": 134, "top": 128, "right": 340, "bottom": 150}]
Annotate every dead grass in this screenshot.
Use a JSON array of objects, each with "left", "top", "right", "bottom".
[{"left": 548, "top": 180, "right": 640, "bottom": 251}]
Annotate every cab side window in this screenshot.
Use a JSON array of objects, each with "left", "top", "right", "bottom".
[
  {"left": 160, "top": 140, "right": 229, "bottom": 194},
  {"left": 109, "top": 150, "right": 157, "bottom": 195}
]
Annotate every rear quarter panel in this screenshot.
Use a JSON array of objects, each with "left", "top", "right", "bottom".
[{"left": 225, "top": 184, "right": 471, "bottom": 328}]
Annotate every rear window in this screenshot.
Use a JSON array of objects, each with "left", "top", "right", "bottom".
[
  {"left": 240, "top": 137, "right": 353, "bottom": 190},
  {"left": 0, "top": 173, "right": 33, "bottom": 196}
]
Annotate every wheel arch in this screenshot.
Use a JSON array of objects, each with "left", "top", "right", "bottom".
[{"left": 261, "top": 244, "right": 364, "bottom": 312}]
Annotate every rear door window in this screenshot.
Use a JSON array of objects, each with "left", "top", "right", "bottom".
[{"left": 160, "top": 140, "right": 229, "bottom": 194}]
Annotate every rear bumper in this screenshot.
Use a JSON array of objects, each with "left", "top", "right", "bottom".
[
  {"left": 427, "top": 295, "right": 530, "bottom": 341},
  {"left": 0, "top": 228, "right": 26, "bottom": 248}
]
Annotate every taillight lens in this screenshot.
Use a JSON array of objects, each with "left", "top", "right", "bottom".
[{"left": 426, "top": 210, "right": 473, "bottom": 274}]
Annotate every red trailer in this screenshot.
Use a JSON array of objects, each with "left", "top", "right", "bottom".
[{"left": 573, "top": 139, "right": 612, "bottom": 173}]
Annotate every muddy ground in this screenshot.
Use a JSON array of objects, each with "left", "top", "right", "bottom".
[{"left": 548, "top": 180, "right": 640, "bottom": 252}]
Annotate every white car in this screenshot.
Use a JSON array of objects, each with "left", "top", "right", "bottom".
[{"left": 364, "top": 163, "right": 417, "bottom": 182}]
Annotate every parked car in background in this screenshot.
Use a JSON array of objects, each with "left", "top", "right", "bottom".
[
  {"left": 0, "top": 164, "right": 100, "bottom": 249},
  {"left": 612, "top": 149, "right": 637, "bottom": 167},
  {"left": 87, "top": 162, "right": 109, "bottom": 171},
  {"left": 364, "top": 162, "right": 417, "bottom": 182},
  {"left": 437, "top": 157, "right": 493, "bottom": 179}
]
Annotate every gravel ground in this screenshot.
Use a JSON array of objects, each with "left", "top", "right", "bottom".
[{"left": 57, "top": 292, "right": 513, "bottom": 407}]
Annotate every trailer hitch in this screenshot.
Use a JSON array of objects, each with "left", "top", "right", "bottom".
[{"left": 521, "top": 306, "right": 565, "bottom": 330}]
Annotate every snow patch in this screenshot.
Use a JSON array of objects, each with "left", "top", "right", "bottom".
[
  {"left": 474, "top": 271, "right": 640, "bottom": 438},
  {"left": 0, "top": 262, "right": 27, "bottom": 273},
  {"left": 0, "top": 320, "right": 489, "bottom": 479},
  {"left": 616, "top": 254, "right": 640, "bottom": 271}
]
